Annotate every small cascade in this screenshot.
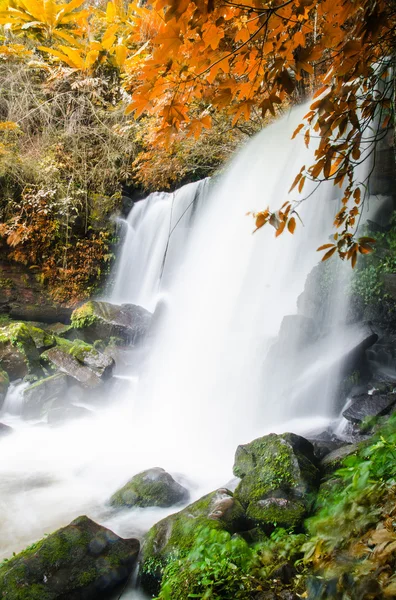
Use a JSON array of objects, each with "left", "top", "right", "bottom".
[{"left": 111, "top": 178, "right": 210, "bottom": 310}]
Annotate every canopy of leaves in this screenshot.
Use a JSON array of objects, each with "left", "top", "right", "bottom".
[{"left": 0, "top": 0, "right": 394, "bottom": 273}]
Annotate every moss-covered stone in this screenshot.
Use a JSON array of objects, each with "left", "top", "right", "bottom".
[
  {"left": 140, "top": 488, "right": 248, "bottom": 595},
  {"left": 0, "top": 322, "right": 43, "bottom": 380},
  {"left": 233, "top": 433, "right": 319, "bottom": 529},
  {"left": 71, "top": 300, "right": 152, "bottom": 345},
  {"left": 0, "top": 515, "right": 139, "bottom": 600},
  {"left": 25, "top": 324, "right": 55, "bottom": 351},
  {"left": 110, "top": 467, "right": 189, "bottom": 509},
  {"left": 40, "top": 336, "right": 114, "bottom": 385}
]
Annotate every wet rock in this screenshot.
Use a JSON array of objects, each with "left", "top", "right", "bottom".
[
  {"left": 48, "top": 404, "right": 92, "bottom": 425},
  {"left": 41, "top": 346, "right": 104, "bottom": 388},
  {"left": 0, "top": 322, "right": 43, "bottom": 380},
  {"left": 70, "top": 344, "right": 114, "bottom": 379},
  {"left": 233, "top": 433, "right": 319, "bottom": 528},
  {"left": 0, "top": 368, "right": 9, "bottom": 409},
  {"left": 0, "top": 422, "right": 12, "bottom": 436},
  {"left": 310, "top": 439, "right": 346, "bottom": 461},
  {"left": 343, "top": 391, "right": 396, "bottom": 424},
  {"left": 42, "top": 337, "right": 114, "bottom": 379},
  {"left": 22, "top": 373, "right": 69, "bottom": 419},
  {"left": 9, "top": 303, "right": 72, "bottom": 324},
  {"left": 110, "top": 467, "right": 190, "bottom": 509},
  {"left": 0, "top": 515, "right": 139, "bottom": 600},
  {"left": 140, "top": 488, "right": 248, "bottom": 595},
  {"left": 71, "top": 300, "right": 152, "bottom": 345},
  {"left": 320, "top": 443, "right": 359, "bottom": 474},
  {"left": 46, "top": 322, "right": 74, "bottom": 338}
]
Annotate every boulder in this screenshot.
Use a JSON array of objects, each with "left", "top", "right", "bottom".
[
  {"left": 41, "top": 338, "right": 114, "bottom": 386},
  {"left": 343, "top": 391, "right": 396, "bottom": 424},
  {"left": 110, "top": 467, "right": 189, "bottom": 509},
  {"left": 68, "top": 343, "right": 114, "bottom": 379},
  {"left": 140, "top": 488, "right": 248, "bottom": 595},
  {"left": 0, "top": 367, "right": 9, "bottom": 409},
  {"left": 320, "top": 444, "right": 359, "bottom": 474},
  {"left": 233, "top": 433, "right": 319, "bottom": 528},
  {"left": 42, "top": 347, "right": 102, "bottom": 388},
  {"left": 71, "top": 301, "right": 152, "bottom": 345},
  {"left": 0, "top": 322, "right": 43, "bottom": 380},
  {"left": 0, "top": 515, "right": 139, "bottom": 600},
  {"left": 22, "top": 373, "right": 69, "bottom": 419},
  {"left": 9, "top": 303, "right": 72, "bottom": 324}
]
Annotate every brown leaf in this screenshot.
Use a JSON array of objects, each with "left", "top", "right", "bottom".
[
  {"left": 287, "top": 216, "right": 296, "bottom": 234},
  {"left": 321, "top": 246, "right": 337, "bottom": 261}
]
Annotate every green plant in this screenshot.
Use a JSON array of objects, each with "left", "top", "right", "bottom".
[{"left": 157, "top": 528, "right": 257, "bottom": 600}]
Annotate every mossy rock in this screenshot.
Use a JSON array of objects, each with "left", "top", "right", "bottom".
[
  {"left": 110, "top": 467, "right": 190, "bottom": 509},
  {"left": 233, "top": 433, "right": 319, "bottom": 529},
  {"left": 0, "top": 367, "right": 9, "bottom": 409},
  {"left": 320, "top": 443, "right": 359, "bottom": 475},
  {"left": 0, "top": 322, "right": 43, "bottom": 380},
  {"left": 41, "top": 337, "right": 114, "bottom": 387},
  {"left": 140, "top": 488, "right": 248, "bottom": 595},
  {"left": 25, "top": 324, "right": 55, "bottom": 351},
  {"left": 0, "top": 515, "right": 139, "bottom": 600},
  {"left": 71, "top": 301, "right": 152, "bottom": 345}
]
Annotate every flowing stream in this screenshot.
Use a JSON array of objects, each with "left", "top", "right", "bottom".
[{"left": 0, "top": 104, "right": 369, "bottom": 577}]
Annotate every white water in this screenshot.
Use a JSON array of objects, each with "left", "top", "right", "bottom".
[
  {"left": 0, "top": 104, "right": 367, "bottom": 568},
  {"left": 111, "top": 179, "right": 210, "bottom": 310}
]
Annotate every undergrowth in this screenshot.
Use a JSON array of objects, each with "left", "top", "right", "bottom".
[{"left": 155, "top": 414, "right": 396, "bottom": 599}]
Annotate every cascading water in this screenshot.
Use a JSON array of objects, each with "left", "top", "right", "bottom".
[
  {"left": 111, "top": 179, "right": 210, "bottom": 310},
  {"left": 0, "top": 104, "right": 371, "bottom": 572}
]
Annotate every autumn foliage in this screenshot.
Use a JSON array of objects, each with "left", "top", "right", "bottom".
[{"left": 0, "top": 0, "right": 394, "bottom": 283}]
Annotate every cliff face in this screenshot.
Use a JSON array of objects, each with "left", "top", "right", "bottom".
[{"left": 0, "top": 260, "right": 71, "bottom": 323}]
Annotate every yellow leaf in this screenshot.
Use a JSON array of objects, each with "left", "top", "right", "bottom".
[
  {"left": 106, "top": 1, "right": 116, "bottom": 22},
  {"left": 84, "top": 49, "right": 99, "bottom": 69},
  {"left": 115, "top": 43, "right": 127, "bottom": 66}
]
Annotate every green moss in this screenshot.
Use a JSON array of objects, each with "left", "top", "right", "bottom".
[
  {"left": 246, "top": 498, "right": 306, "bottom": 527},
  {"left": 41, "top": 336, "right": 95, "bottom": 364},
  {"left": 71, "top": 302, "right": 98, "bottom": 329},
  {"left": 25, "top": 324, "right": 55, "bottom": 350}
]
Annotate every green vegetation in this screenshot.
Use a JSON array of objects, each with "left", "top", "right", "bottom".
[
  {"left": 70, "top": 302, "right": 98, "bottom": 330},
  {"left": 351, "top": 215, "right": 396, "bottom": 310},
  {"left": 155, "top": 415, "right": 396, "bottom": 599}
]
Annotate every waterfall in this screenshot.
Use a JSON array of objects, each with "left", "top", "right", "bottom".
[
  {"left": 111, "top": 179, "right": 210, "bottom": 310},
  {"left": 0, "top": 103, "right": 371, "bottom": 561}
]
